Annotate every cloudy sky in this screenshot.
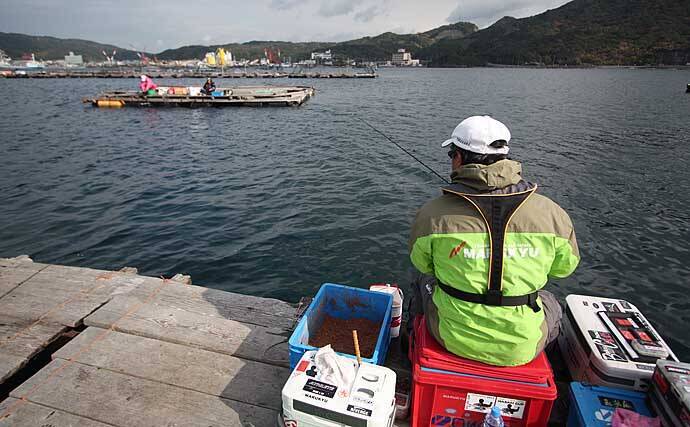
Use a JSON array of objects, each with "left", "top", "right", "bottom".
[{"left": 0, "top": 0, "right": 570, "bottom": 51}]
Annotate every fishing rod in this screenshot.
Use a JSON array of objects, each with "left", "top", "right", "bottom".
[{"left": 359, "top": 118, "right": 450, "bottom": 184}]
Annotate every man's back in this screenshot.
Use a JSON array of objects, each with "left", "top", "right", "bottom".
[{"left": 409, "top": 159, "right": 579, "bottom": 365}]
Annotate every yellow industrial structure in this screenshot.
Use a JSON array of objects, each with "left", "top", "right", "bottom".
[{"left": 204, "top": 48, "right": 233, "bottom": 67}]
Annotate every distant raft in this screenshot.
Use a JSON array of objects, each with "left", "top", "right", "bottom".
[{"left": 84, "top": 85, "right": 315, "bottom": 108}]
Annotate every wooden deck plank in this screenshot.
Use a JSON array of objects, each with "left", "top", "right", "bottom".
[
  {"left": 85, "top": 295, "right": 292, "bottom": 367},
  {"left": 147, "top": 285, "right": 296, "bottom": 329},
  {"left": 0, "top": 398, "right": 114, "bottom": 427},
  {"left": 102, "top": 273, "right": 298, "bottom": 330},
  {"left": 96, "top": 278, "right": 297, "bottom": 329},
  {"left": 0, "top": 257, "right": 47, "bottom": 271},
  {"left": 9, "top": 359, "right": 277, "bottom": 427},
  {"left": 0, "top": 258, "right": 48, "bottom": 299},
  {"left": 0, "top": 282, "right": 108, "bottom": 329},
  {"left": 0, "top": 265, "right": 143, "bottom": 328},
  {"left": 53, "top": 327, "right": 290, "bottom": 411},
  {"left": 0, "top": 315, "right": 66, "bottom": 384}
]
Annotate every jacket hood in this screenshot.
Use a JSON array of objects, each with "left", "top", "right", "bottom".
[{"left": 450, "top": 159, "right": 523, "bottom": 191}]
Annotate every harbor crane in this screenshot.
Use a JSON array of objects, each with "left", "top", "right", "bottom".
[
  {"left": 136, "top": 52, "right": 150, "bottom": 65},
  {"left": 102, "top": 49, "right": 116, "bottom": 65},
  {"left": 264, "top": 47, "right": 282, "bottom": 65},
  {"left": 129, "top": 44, "right": 150, "bottom": 65}
]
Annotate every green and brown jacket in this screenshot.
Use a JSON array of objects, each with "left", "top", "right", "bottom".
[{"left": 409, "top": 159, "right": 579, "bottom": 366}]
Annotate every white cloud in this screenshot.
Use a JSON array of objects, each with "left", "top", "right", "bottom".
[
  {"left": 318, "top": 0, "right": 364, "bottom": 17},
  {"left": 270, "top": 0, "right": 309, "bottom": 10},
  {"left": 353, "top": 0, "right": 392, "bottom": 23},
  {"left": 354, "top": 5, "right": 378, "bottom": 22},
  {"left": 446, "top": 0, "right": 570, "bottom": 28}
]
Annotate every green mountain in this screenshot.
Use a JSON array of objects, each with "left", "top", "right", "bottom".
[
  {"left": 157, "top": 22, "right": 477, "bottom": 62},
  {"left": 0, "top": 21, "right": 476, "bottom": 64},
  {"left": 419, "top": 0, "right": 690, "bottom": 66},
  {"left": 0, "top": 32, "right": 142, "bottom": 61},
  {"left": 328, "top": 22, "right": 478, "bottom": 61},
  {"left": 421, "top": 22, "right": 480, "bottom": 42}
]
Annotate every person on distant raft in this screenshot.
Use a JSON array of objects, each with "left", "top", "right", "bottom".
[
  {"left": 201, "top": 77, "right": 216, "bottom": 95},
  {"left": 408, "top": 115, "right": 579, "bottom": 366},
  {"left": 139, "top": 74, "right": 157, "bottom": 96}
]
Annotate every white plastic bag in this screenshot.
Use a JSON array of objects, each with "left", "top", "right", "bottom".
[{"left": 313, "top": 345, "right": 357, "bottom": 390}]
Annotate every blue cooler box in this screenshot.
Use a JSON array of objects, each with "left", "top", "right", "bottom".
[
  {"left": 567, "top": 382, "right": 653, "bottom": 426},
  {"left": 288, "top": 283, "right": 392, "bottom": 369}
]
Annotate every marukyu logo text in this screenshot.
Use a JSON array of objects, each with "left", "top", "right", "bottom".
[{"left": 460, "top": 244, "right": 540, "bottom": 260}]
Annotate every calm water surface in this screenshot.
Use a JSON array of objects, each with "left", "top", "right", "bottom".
[{"left": 1, "top": 68, "right": 689, "bottom": 358}]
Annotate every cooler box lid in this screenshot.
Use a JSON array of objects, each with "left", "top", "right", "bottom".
[
  {"left": 414, "top": 317, "right": 554, "bottom": 386},
  {"left": 563, "top": 294, "right": 677, "bottom": 378}
]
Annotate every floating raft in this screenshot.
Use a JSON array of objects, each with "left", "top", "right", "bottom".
[
  {"left": 84, "top": 86, "right": 315, "bottom": 108},
  {"left": 4, "top": 71, "right": 376, "bottom": 79}
]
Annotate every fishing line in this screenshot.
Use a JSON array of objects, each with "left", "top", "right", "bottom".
[{"left": 358, "top": 117, "right": 450, "bottom": 184}]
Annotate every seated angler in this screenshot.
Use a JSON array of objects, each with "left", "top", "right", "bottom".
[
  {"left": 139, "top": 74, "right": 157, "bottom": 96},
  {"left": 409, "top": 115, "right": 580, "bottom": 366},
  {"left": 201, "top": 77, "right": 216, "bottom": 95}
]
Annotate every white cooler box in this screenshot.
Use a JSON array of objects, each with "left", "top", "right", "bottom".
[
  {"left": 558, "top": 294, "right": 678, "bottom": 391},
  {"left": 281, "top": 350, "right": 397, "bottom": 427}
]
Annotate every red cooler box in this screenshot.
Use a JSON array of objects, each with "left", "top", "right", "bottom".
[{"left": 410, "top": 317, "right": 557, "bottom": 426}]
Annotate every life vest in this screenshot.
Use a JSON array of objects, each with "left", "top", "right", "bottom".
[{"left": 439, "top": 180, "right": 541, "bottom": 312}]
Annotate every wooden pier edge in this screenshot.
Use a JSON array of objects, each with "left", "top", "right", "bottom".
[{"left": 0, "top": 256, "right": 410, "bottom": 426}]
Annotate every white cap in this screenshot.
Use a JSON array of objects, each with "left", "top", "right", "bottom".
[
  {"left": 441, "top": 116, "right": 511, "bottom": 155},
  {"left": 140, "top": 75, "right": 147, "bottom": 81}
]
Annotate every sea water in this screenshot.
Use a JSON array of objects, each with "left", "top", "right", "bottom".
[{"left": 1, "top": 67, "right": 689, "bottom": 359}]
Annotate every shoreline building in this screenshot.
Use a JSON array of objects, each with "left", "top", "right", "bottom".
[
  {"left": 64, "top": 52, "right": 83, "bottom": 66},
  {"left": 0, "top": 49, "right": 11, "bottom": 66},
  {"left": 392, "top": 49, "right": 420, "bottom": 66},
  {"left": 311, "top": 50, "right": 333, "bottom": 65}
]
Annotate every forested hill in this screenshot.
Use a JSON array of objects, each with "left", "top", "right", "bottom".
[
  {"left": 156, "top": 22, "right": 478, "bottom": 62},
  {"left": 0, "top": 32, "right": 142, "bottom": 61},
  {"left": 325, "top": 22, "right": 478, "bottom": 61},
  {"left": 419, "top": 0, "right": 690, "bottom": 66},
  {"left": 0, "top": 22, "right": 478, "bottom": 63}
]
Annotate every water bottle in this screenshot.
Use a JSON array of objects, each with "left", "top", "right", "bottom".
[{"left": 483, "top": 406, "right": 505, "bottom": 427}]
